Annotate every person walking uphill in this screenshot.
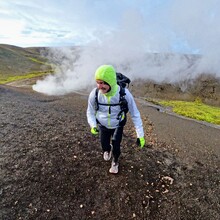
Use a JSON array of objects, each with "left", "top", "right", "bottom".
[{"left": 87, "top": 65, "right": 145, "bottom": 174}]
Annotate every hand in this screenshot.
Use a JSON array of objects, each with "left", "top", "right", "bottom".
[
  {"left": 136, "top": 137, "right": 145, "bottom": 148},
  {"left": 91, "top": 127, "right": 99, "bottom": 135}
]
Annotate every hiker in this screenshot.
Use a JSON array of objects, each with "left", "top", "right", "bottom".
[{"left": 87, "top": 65, "right": 145, "bottom": 174}]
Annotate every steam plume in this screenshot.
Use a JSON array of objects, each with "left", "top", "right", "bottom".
[{"left": 33, "top": 0, "right": 220, "bottom": 95}]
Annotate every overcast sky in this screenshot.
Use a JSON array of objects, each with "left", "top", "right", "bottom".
[
  {"left": 0, "top": 0, "right": 164, "bottom": 47},
  {"left": 0, "top": 0, "right": 219, "bottom": 54}
]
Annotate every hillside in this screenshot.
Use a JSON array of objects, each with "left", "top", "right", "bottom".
[
  {"left": 0, "top": 44, "right": 52, "bottom": 78},
  {"left": 131, "top": 73, "right": 220, "bottom": 107}
]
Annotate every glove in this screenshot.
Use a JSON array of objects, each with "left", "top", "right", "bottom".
[
  {"left": 91, "top": 127, "right": 99, "bottom": 135},
  {"left": 136, "top": 137, "right": 145, "bottom": 148}
]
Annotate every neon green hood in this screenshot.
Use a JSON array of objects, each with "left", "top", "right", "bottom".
[{"left": 95, "top": 65, "right": 118, "bottom": 96}]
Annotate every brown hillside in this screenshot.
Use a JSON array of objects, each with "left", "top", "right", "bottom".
[{"left": 131, "top": 74, "right": 220, "bottom": 107}]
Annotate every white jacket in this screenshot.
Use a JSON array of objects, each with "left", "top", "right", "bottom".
[{"left": 87, "top": 86, "right": 144, "bottom": 138}]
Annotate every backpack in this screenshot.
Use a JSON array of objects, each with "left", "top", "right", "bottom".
[
  {"left": 94, "top": 72, "right": 131, "bottom": 120},
  {"left": 116, "top": 72, "right": 131, "bottom": 88}
]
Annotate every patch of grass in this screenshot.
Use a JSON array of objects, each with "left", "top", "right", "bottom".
[
  {"left": 0, "top": 70, "right": 54, "bottom": 84},
  {"left": 158, "top": 99, "right": 220, "bottom": 125},
  {"left": 27, "top": 57, "right": 51, "bottom": 66}
]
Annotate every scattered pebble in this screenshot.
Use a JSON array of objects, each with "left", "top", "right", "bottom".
[
  {"left": 162, "top": 189, "right": 169, "bottom": 194},
  {"left": 162, "top": 176, "right": 174, "bottom": 185}
]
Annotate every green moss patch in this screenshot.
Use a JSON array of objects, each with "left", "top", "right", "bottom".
[
  {"left": 0, "top": 70, "right": 54, "bottom": 84},
  {"left": 158, "top": 99, "right": 220, "bottom": 125}
]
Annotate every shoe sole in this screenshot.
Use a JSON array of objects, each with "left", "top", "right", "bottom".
[
  {"left": 103, "top": 145, "right": 112, "bottom": 161},
  {"left": 109, "top": 169, "right": 118, "bottom": 174},
  {"left": 109, "top": 163, "right": 119, "bottom": 174},
  {"left": 103, "top": 151, "right": 112, "bottom": 161}
]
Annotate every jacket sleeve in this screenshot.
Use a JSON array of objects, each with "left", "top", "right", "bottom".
[
  {"left": 125, "top": 89, "right": 144, "bottom": 138},
  {"left": 86, "top": 88, "right": 97, "bottom": 128}
]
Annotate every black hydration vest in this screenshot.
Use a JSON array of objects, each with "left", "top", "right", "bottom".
[
  {"left": 94, "top": 72, "right": 131, "bottom": 121},
  {"left": 94, "top": 86, "right": 129, "bottom": 121}
]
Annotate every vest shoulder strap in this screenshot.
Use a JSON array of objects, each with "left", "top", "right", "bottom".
[{"left": 95, "top": 86, "right": 128, "bottom": 111}]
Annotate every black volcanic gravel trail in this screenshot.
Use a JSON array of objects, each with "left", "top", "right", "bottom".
[{"left": 0, "top": 85, "right": 219, "bottom": 220}]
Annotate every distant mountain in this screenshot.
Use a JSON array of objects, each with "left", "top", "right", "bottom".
[{"left": 0, "top": 44, "right": 52, "bottom": 76}]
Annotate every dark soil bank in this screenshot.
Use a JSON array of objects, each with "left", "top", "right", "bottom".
[{"left": 0, "top": 85, "right": 219, "bottom": 220}]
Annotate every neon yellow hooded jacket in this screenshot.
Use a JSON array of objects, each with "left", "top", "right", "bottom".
[{"left": 95, "top": 64, "right": 118, "bottom": 97}]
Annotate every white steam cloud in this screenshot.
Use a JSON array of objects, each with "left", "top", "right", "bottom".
[{"left": 33, "top": 0, "right": 220, "bottom": 95}]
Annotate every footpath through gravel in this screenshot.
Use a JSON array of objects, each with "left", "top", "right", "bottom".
[{"left": 0, "top": 85, "right": 219, "bottom": 220}]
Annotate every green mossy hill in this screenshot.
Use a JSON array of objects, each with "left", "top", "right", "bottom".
[{"left": 0, "top": 44, "right": 52, "bottom": 76}]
